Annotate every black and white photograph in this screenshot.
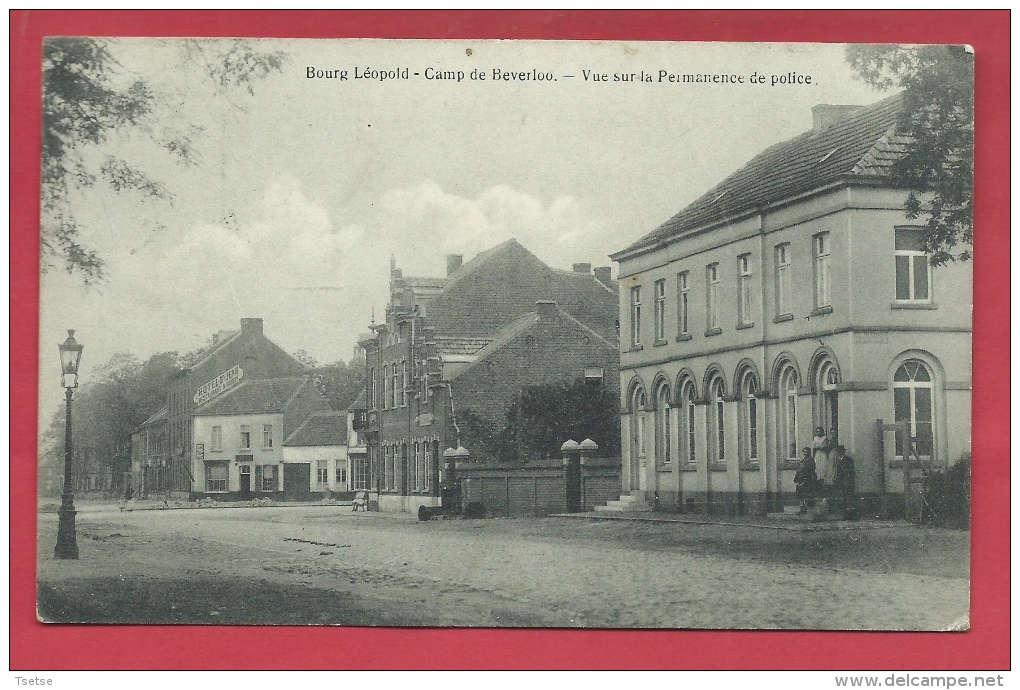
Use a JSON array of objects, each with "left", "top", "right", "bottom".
[{"left": 36, "top": 38, "right": 974, "bottom": 631}]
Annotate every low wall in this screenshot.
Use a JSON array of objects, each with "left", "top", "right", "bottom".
[{"left": 458, "top": 457, "right": 621, "bottom": 517}]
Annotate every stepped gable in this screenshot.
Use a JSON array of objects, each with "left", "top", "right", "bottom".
[
  {"left": 283, "top": 411, "right": 349, "bottom": 447},
  {"left": 193, "top": 376, "right": 309, "bottom": 416},
  {"left": 615, "top": 93, "right": 906, "bottom": 257}
]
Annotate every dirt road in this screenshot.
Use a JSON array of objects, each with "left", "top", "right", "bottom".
[{"left": 36, "top": 505, "right": 969, "bottom": 629}]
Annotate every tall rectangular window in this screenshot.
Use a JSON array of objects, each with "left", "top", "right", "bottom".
[
  {"left": 382, "top": 365, "right": 389, "bottom": 409},
  {"left": 262, "top": 424, "right": 273, "bottom": 449},
  {"left": 261, "top": 464, "right": 276, "bottom": 492},
  {"left": 384, "top": 446, "right": 395, "bottom": 490},
  {"left": 775, "top": 243, "right": 792, "bottom": 317},
  {"left": 211, "top": 426, "right": 222, "bottom": 452},
  {"left": 630, "top": 286, "right": 642, "bottom": 347},
  {"left": 424, "top": 443, "right": 432, "bottom": 491},
  {"left": 205, "top": 463, "right": 228, "bottom": 492},
  {"left": 392, "top": 366, "right": 399, "bottom": 409},
  {"left": 706, "top": 263, "right": 720, "bottom": 331},
  {"left": 239, "top": 425, "right": 251, "bottom": 450},
  {"left": 677, "top": 271, "right": 689, "bottom": 337},
  {"left": 369, "top": 367, "right": 377, "bottom": 409},
  {"left": 814, "top": 232, "right": 831, "bottom": 308},
  {"left": 401, "top": 360, "right": 408, "bottom": 406},
  {"left": 895, "top": 227, "right": 931, "bottom": 301},
  {"left": 316, "top": 459, "right": 329, "bottom": 487},
  {"left": 737, "top": 254, "right": 753, "bottom": 325},
  {"left": 653, "top": 279, "right": 666, "bottom": 341}
]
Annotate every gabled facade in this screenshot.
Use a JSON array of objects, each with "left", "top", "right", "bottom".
[
  {"left": 360, "top": 239, "right": 620, "bottom": 513},
  {"left": 282, "top": 410, "right": 352, "bottom": 495},
  {"left": 157, "top": 318, "right": 306, "bottom": 494},
  {"left": 190, "top": 375, "right": 332, "bottom": 499},
  {"left": 610, "top": 95, "right": 972, "bottom": 515},
  {"left": 129, "top": 405, "right": 168, "bottom": 497}
]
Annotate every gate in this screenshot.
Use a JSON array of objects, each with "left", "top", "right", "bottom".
[
  {"left": 877, "top": 419, "right": 941, "bottom": 522},
  {"left": 283, "top": 463, "right": 311, "bottom": 500}
]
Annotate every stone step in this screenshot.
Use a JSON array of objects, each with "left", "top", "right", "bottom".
[{"left": 595, "top": 500, "right": 653, "bottom": 513}]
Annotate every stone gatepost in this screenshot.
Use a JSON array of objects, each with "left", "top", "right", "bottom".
[
  {"left": 561, "top": 439, "right": 581, "bottom": 513},
  {"left": 578, "top": 438, "right": 599, "bottom": 511}
]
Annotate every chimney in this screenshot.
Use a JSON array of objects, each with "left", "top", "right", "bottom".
[
  {"left": 446, "top": 254, "right": 464, "bottom": 276},
  {"left": 811, "top": 104, "right": 864, "bottom": 132},
  {"left": 240, "top": 318, "right": 263, "bottom": 336},
  {"left": 572, "top": 262, "right": 592, "bottom": 274},
  {"left": 536, "top": 300, "right": 557, "bottom": 319},
  {"left": 593, "top": 266, "right": 612, "bottom": 286}
]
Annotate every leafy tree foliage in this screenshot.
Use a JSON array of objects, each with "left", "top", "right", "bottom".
[
  {"left": 39, "top": 350, "right": 183, "bottom": 492},
  {"left": 846, "top": 44, "right": 974, "bottom": 266},
  {"left": 42, "top": 38, "right": 286, "bottom": 283},
  {"left": 293, "top": 351, "right": 367, "bottom": 412},
  {"left": 458, "top": 377, "right": 621, "bottom": 464}
]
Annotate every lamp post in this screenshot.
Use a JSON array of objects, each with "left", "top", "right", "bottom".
[{"left": 54, "top": 329, "right": 83, "bottom": 560}]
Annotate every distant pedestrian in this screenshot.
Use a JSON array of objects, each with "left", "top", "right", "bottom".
[{"left": 124, "top": 484, "right": 135, "bottom": 501}]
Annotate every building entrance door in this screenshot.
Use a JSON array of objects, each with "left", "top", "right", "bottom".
[
  {"left": 239, "top": 465, "right": 251, "bottom": 499},
  {"left": 284, "top": 463, "right": 311, "bottom": 500},
  {"left": 820, "top": 364, "right": 840, "bottom": 443}
]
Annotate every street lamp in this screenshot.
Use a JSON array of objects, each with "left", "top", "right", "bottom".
[{"left": 54, "top": 329, "right": 83, "bottom": 559}]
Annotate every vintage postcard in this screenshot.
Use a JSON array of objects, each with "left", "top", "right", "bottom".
[{"left": 34, "top": 37, "right": 975, "bottom": 637}]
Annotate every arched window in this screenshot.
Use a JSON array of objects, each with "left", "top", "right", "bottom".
[
  {"left": 740, "top": 371, "right": 760, "bottom": 464},
  {"left": 680, "top": 380, "right": 697, "bottom": 465},
  {"left": 654, "top": 383, "right": 672, "bottom": 465},
  {"left": 894, "top": 360, "right": 934, "bottom": 459},
  {"left": 708, "top": 377, "right": 726, "bottom": 463},
  {"left": 780, "top": 367, "right": 799, "bottom": 462},
  {"left": 816, "top": 360, "right": 840, "bottom": 444},
  {"left": 630, "top": 386, "right": 647, "bottom": 461}
]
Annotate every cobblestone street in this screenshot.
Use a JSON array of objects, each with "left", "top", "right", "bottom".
[{"left": 37, "top": 503, "right": 969, "bottom": 629}]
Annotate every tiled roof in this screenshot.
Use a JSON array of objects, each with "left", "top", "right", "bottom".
[
  {"left": 348, "top": 389, "right": 367, "bottom": 411},
  {"left": 193, "top": 376, "right": 309, "bottom": 416},
  {"left": 283, "top": 411, "right": 348, "bottom": 447},
  {"left": 436, "top": 337, "right": 493, "bottom": 358},
  {"left": 403, "top": 276, "right": 448, "bottom": 290},
  {"left": 140, "top": 405, "right": 168, "bottom": 427},
  {"left": 615, "top": 93, "right": 906, "bottom": 257},
  {"left": 450, "top": 313, "right": 539, "bottom": 377},
  {"left": 421, "top": 238, "right": 618, "bottom": 340},
  {"left": 450, "top": 303, "right": 614, "bottom": 381},
  {"left": 183, "top": 330, "right": 241, "bottom": 370}
]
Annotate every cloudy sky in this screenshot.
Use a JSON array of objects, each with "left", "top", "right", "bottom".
[{"left": 38, "top": 39, "right": 887, "bottom": 420}]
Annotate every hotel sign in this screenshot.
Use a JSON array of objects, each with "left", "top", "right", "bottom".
[{"left": 194, "top": 365, "right": 244, "bottom": 406}]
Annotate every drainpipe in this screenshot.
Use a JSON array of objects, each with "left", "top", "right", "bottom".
[{"left": 756, "top": 210, "right": 776, "bottom": 511}]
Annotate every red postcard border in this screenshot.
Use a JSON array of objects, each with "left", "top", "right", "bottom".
[{"left": 10, "top": 10, "right": 1010, "bottom": 671}]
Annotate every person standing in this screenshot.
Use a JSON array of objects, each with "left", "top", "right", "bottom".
[
  {"left": 795, "top": 446, "right": 819, "bottom": 513},
  {"left": 831, "top": 445, "right": 856, "bottom": 518},
  {"left": 813, "top": 427, "right": 833, "bottom": 485}
]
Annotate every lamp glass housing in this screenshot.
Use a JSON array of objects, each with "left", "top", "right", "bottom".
[{"left": 58, "top": 329, "right": 83, "bottom": 388}]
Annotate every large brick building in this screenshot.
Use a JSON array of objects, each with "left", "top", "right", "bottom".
[
  {"left": 130, "top": 318, "right": 307, "bottom": 496},
  {"left": 360, "top": 239, "right": 620, "bottom": 513},
  {"left": 610, "top": 94, "right": 972, "bottom": 515}
]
